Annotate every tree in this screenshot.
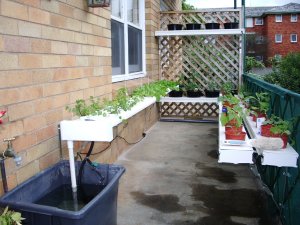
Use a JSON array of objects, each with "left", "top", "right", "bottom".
[{"left": 182, "top": 0, "right": 195, "bottom": 10}]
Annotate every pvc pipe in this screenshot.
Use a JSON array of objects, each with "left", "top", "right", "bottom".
[
  {"left": 67, "top": 140, "right": 77, "bottom": 193},
  {"left": 0, "top": 159, "right": 8, "bottom": 193}
]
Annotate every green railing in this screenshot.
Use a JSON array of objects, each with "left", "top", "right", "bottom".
[{"left": 243, "top": 74, "right": 300, "bottom": 225}]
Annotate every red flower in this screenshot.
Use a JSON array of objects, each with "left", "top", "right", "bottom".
[{"left": 0, "top": 110, "right": 6, "bottom": 118}]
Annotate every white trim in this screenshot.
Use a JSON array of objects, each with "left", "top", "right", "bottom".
[
  {"left": 155, "top": 29, "right": 245, "bottom": 36},
  {"left": 290, "top": 34, "right": 297, "bottom": 43},
  {"left": 275, "top": 34, "right": 282, "bottom": 43},
  {"left": 111, "top": 0, "right": 145, "bottom": 83},
  {"left": 291, "top": 14, "right": 298, "bottom": 22},
  {"left": 275, "top": 14, "right": 282, "bottom": 22},
  {"left": 254, "top": 17, "right": 263, "bottom": 25}
]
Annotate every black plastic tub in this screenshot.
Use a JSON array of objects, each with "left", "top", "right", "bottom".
[
  {"left": 167, "top": 24, "right": 183, "bottom": 30},
  {"left": 186, "top": 90, "right": 203, "bottom": 98},
  {"left": 205, "top": 90, "right": 220, "bottom": 97},
  {"left": 169, "top": 90, "right": 183, "bottom": 97},
  {"left": 186, "top": 23, "right": 201, "bottom": 30},
  {"left": 0, "top": 160, "right": 125, "bottom": 225},
  {"left": 205, "top": 23, "right": 220, "bottom": 29},
  {"left": 224, "top": 22, "right": 239, "bottom": 29}
]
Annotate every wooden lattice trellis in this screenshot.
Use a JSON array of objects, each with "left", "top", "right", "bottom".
[
  {"left": 159, "top": 10, "right": 243, "bottom": 92},
  {"left": 160, "top": 102, "right": 219, "bottom": 120}
]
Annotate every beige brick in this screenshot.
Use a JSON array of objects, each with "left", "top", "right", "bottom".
[
  {"left": 18, "top": 21, "right": 42, "bottom": 38},
  {"left": 36, "top": 124, "right": 57, "bottom": 142},
  {"left": 45, "top": 109, "right": 63, "bottom": 125},
  {"left": 43, "top": 82, "right": 62, "bottom": 97},
  {"left": 31, "top": 39, "right": 51, "bottom": 53},
  {"left": 50, "top": 14, "right": 67, "bottom": 28},
  {"left": 59, "top": 3, "right": 74, "bottom": 18},
  {"left": 60, "top": 55, "right": 76, "bottom": 67},
  {"left": 39, "top": 150, "right": 60, "bottom": 171},
  {"left": 82, "top": 22, "right": 93, "bottom": 34},
  {"left": 8, "top": 102, "right": 34, "bottom": 121},
  {"left": 19, "top": 85, "right": 43, "bottom": 102},
  {"left": 40, "top": 0, "right": 59, "bottom": 14},
  {"left": 29, "top": 7, "right": 50, "bottom": 25},
  {"left": 81, "top": 45, "right": 94, "bottom": 55},
  {"left": 33, "top": 98, "right": 54, "bottom": 114},
  {"left": 26, "top": 142, "right": 49, "bottom": 163},
  {"left": 1, "top": 0, "right": 28, "bottom": 20},
  {"left": 42, "top": 55, "right": 61, "bottom": 68},
  {"left": 51, "top": 41, "right": 68, "bottom": 54},
  {"left": 70, "top": 90, "right": 84, "bottom": 103},
  {"left": 17, "top": 161, "right": 39, "bottom": 184},
  {"left": 76, "top": 56, "right": 89, "bottom": 66},
  {"left": 61, "top": 79, "right": 89, "bottom": 92},
  {"left": 42, "top": 26, "right": 74, "bottom": 42},
  {"left": 8, "top": 120, "right": 24, "bottom": 138},
  {"left": 0, "top": 53, "right": 18, "bottom": 70},
  {"left": 0, "top": 36, "right": 3, "bottom": 51},
  {"left": 3, "top": 36, "right": 31, "bottom": 53},
  {"left": 66, "top": 17, "right": 82, "bottom": 32},
  {"left": 15, "top": 0, "right": 40, "bottom": 7},
  {"left": 52, "top": 94, "right": 70, "bottom": 109},
  {"left": 74, "top": 32, "right": 87, "bottom": 44},
  {"left": 24, "top": 115, "right": 47, "bottom": 133},
  {"left": 31, "top": 69, "right": 54, "bottom": 84},
  {"left": 7, "top": 174, "right": 18, "bottom": 191},
  {"left": 19, "top": 54, "right": 43, "bottom": 69},
  {"left": 68, "top": 43, "right": 81, "bottom": 55}
]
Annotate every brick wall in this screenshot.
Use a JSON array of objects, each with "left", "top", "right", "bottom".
[{"left": 265, "top": 14, "right": 300, "bottom": 59}]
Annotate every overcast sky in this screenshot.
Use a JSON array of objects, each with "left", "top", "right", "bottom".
[{"left": 186, "top": 0, "right": 300, "bottom": 8}]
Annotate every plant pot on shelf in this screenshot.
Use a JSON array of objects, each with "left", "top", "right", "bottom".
[
  {"left": 225, "top": 126, "right": 243, "bottom": 133},
  {"left": 168, "top": 90, "right": 183, "bottom": 97},
  {"left": 252, "top": 112, "right": 267, "bottom": 122},
  {"left": 205, "top": 23, "right": 220, "bottom": 29},
  {"left": 261, "top": 124, "right": 273, "bottom": 137},
  {"left": 205, "top": 90, "right": 220, "bottom": 97},
  {"left": 225, "top": 131, "right": 246, "bottom": 141},
  {"left": 224, "top": 22, "right": 239, "bottom": 29},
  {"left": 186, "top": 23, "right": 201, "bottom": 30},
  {"left": 167, "top": 24, "right": 183, "bottom": 30},
  {"left": 186, "top": 90, "right": 203, "bottom": 98}
]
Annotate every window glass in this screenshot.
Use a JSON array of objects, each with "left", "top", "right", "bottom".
[
  {"left": 291, "top": 14, "right": 298, "bottom": 22},
  {"left": 112, "top": 0, "right": 123, "bottom": 19},
  {"left": 275, "top": 34, "right": 282, "bottom": 43},
  {"left": 111, "top": 20, "right": 125, "bottom": 75},
  {"left": 275, "top": 14, "right": 282, "bottom": 22},
  {"left": 246, "top": 18, "right": 253, "bottom": 28},
  {"left": 255, "top": 17, "right": 263, "bottom": 25},
  {"left": 128, "top": 26, "right": 142, "bottom": 73},
  {"left": 291, "top": 34, "right": 297, "bottom": 43},
  {"left": 127, "top": 0, "right": 139, "bottom": 26}
]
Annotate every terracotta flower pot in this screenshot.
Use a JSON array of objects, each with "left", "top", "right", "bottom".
[
  {"left": 252, "top": 112, "right": 266, "bottom": 122},
  {"left": 225, "top": 126, "right": 243, "bottom": 133},
  {"left": 223, "top": 101, "right": 235, "bottom": 108},
  {"left": 225, "top": 131, "right": 246, "bottom": 141},
  {"left": 261, "top": 124, "right": 273, "bottom": 137}
]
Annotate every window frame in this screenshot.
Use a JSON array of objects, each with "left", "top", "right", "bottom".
[
  {"left": 275, "top": 34, "right": 282, "bottom": 43},
  {"left": 291, "top": 14, "right": 298, "bottom": 22},
  {"left": 255, "top": 17, "right": 263, "bottom": 25},
  {"left": 275, "top": 14, "right": 282, "bottom": 22},
  {"left": 111, "top": 0, "right": 146, "bottom": 83},
  {"left": 290, "top": 34, "right": 297, "bottom": 43}
]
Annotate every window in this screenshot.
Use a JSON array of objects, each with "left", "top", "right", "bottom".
[
  {"left": 246, "top": 18, "right": 253, "bottom": 28},
  {"left": 291, "top": 34, "right": 297, "bottom": 43},
  {"left": 255, "top": 17, "right": 263, "bottom": 25},
  {"left": 255, "top": 36, "right": 264, "bottom": 44},
  {"left": 255, "top": 56, "right": 263, "bottom": 61},
  {"left": 275, "top": 14, "right": 282, "bottom": 22},
  {"left": 111, "top": 0, "right": 145, "bottom": 82},
  {"left": 275, "top": 34, "right": 282, "bottom": 43},
  {"left": 291, "top": 14, "right": 298, "bottom": 22}
]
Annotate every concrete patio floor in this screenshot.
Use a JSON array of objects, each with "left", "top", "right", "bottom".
[{"left": 116, "top": 121, "right": 281, "bottom": 225}]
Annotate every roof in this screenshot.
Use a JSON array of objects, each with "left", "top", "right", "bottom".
[{"left": 246, "top": 3, "right": 300, "bottom": 17}]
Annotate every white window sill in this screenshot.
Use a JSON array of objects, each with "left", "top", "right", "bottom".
[{"left": 112, "top": 72, "right": 146, "bottom": 83}]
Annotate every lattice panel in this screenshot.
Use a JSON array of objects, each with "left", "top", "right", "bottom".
[
  {"left": 160, "top": 102, "right": 219, "bottom": 119},
  {"left": 160, "top": 10, "right": 240, "bottom": 30}
]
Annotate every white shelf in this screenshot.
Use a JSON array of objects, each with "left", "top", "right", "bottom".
[
  {"left": 160, "top": 96, "right": 218, "bottom": 103},
  {"left": 155, "top": 29, "right": 245, "bottom": 37},
  {"left": 218, "top": 103, "right": 254, "bottom": 164},
  {"left": 243, "top": 116, "right": 298, "bottom": 168}
]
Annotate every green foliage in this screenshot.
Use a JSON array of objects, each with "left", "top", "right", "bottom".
[
  {"left": 263, "top": 115, "right": 291, "bottom": 135},
  {"left": 221, "top": 81, "right": 234, "bottom": 95},
  {"left": 66, "top": 96, "right": 102, "bottom": 116},
  {"left": 0, "top": 207, "right": 24, "bottom": 225},
  {"left": 220, "top": 105, "right": 248, "bottom": 128},
  {"left": 207, "top": 80, "right": 219, "bottom": 91},
  {"left": 219, "top": 94, "right": 240, "bottom": 105},
  {"left": 247, "top": 92, "right": 270, "bottom": 114},
  {"left": 263, "top": 52, "right": 300, "bottom": 93},
  {"left": 245, "top": 56, "right": 265, "bottom": 72},
  {"left": 182, "top": 0, "right": 195, "bottom": 10}
]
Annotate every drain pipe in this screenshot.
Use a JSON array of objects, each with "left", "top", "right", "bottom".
[{"left": 0, "top": 158, "right": 8, "bottom": 193}]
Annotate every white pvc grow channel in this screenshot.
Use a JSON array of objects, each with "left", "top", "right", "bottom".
[{"left": 60, "top": 97, "right": 156, "bottom": 192}]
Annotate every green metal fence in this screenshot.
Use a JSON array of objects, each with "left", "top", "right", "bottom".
[{"left": 243, "top": 74, "right": 300, "bottom": 225}]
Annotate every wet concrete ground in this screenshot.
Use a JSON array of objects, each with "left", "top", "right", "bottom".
[{"left": 117, "top": 122, "right": 281, "bottom": 225}]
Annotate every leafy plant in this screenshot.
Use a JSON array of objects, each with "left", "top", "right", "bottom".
[
  {"left": 0, "top": 207, "right": 24, "bottom": 225},
  {"left": 263, "top": 115, "right": 291, "bottom": 135},
  {"left": 66, "top": 96, "right": 102, "bottom": 117},
  {"left": 219, "top": 94, "right": 240, "bottom": 105},
  {"left": 184, "top": 81, "right": 199, "bottom": 91},
  {"left": 220, "top": 104, "right": 248, "bottom": 128},
  {"left": 221, "top": 81, "right": 234, "bottom": 95},
  {"left": 245, "top": 56, "right": 265, "bottom": 72},
  {"left": 207, "top": 80, "right": 219, "bottom": 91},
  {"left": 247, "top": 92, "right": 270, "bottom": 115}
]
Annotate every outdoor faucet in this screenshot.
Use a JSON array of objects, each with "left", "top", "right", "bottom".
[{"left": 2, "top": 137, "right": 22, "bottom": 166}]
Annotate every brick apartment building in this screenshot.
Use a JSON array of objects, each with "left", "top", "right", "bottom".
[{"left": 246, "top": 2, "right": 300, "bottom": 64}]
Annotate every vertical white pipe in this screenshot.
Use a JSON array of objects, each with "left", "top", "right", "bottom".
[{"left": 67, "top": 140, "right": 77, "bottom": 193}]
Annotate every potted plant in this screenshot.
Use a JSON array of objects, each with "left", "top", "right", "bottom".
[
  {"left": 224, "top": 22, "right": 239, "bottom": 29},
  {"left": 220, "top": 105, "right": 248, "bottom": 140},
  {"left": 221, "top": 81, "right": 234, "bottom": 95},
  {"left": 185, "top": 81, "right": 203, "bottom": 98},
  {"left": 186, "top": 23, "right": 201, "bottom": 30},
  {"left": 248, "top": 92, "right": 270, "bottom": 122},
  {"left": 167, "top": 24, "right": 183, "bottom": 30},
  {"left": 219, "top": 94, "right": 240, "bottom": 108},
  {"left": 205, "top": 22, "right": 220, "bottom": 29},
  {"left": 205, "top": 80, "right": 220, "bottom": 97}
]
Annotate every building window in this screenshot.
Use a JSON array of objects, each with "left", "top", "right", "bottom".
[
  {"left": 275, "top": 14, "right": 282, "bottom": 22},
  {"left": 255, "top": 17, "right": 263, "bottom": 25},
  {"left": 291, "top": 34, "right": 298, "bottom": 43},
  {"left": 111, "top": 0, "right": 145, "bottom": 82},
  {"left": 275, "top": 34, "right": 282, "bottom": 43},
  {"left": 255, "top": 56, "right": 263, "bottom": 62},
  {"left": 255, "top": 36, "right": 264, "bottom": 44},
  {"left": 246, "top": 18, "right": 253, "bottom": 28},
  {"left": 291, "top": 14, "right": 298, "bottom": 22}
]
